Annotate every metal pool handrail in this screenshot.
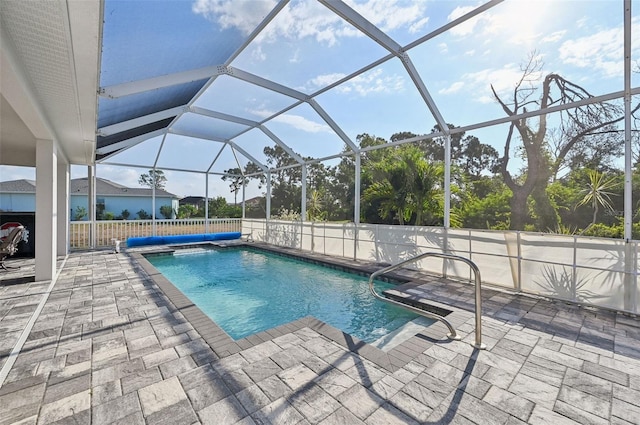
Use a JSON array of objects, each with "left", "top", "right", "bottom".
[{"left": 368, "top": 252, "right": 486, "bottom": 350}]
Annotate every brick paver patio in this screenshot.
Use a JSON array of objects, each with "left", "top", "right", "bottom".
[{"left": 1, "top": 244, "right": 639, "bottom": 424}]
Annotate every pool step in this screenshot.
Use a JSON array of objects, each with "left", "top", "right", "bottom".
[{"left": 382, "top": 288, "right": 452, "bottom": 317}]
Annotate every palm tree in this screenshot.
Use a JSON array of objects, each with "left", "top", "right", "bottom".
[
  {"left": 363, "top": 145, "right": 442, "bottom": 225},
  {"left": 576, "top": 170, "right": 617, "bottom": 235}
]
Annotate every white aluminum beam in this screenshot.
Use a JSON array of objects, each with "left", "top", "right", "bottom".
[
  {"left": 226, "top": 66, "right": 308, "bottom": 101},
  {"left": 100, "top": 161, "right": 231, "bottom": 175},
  {"left": 96, "top": 128, "right": 166, "bottom": 156},
  {"left": 405, "top": 0, "right": 504, "bottom": 51},
  {"left": 189, "top": 106, "right": 258, "bottom": 127},
  {"left": 259, "top": 126, "right": 304, "bottom": 163},
  {"left": 99, "top": 65, "right": 225, "bottom": 99},
  {"left": 189, "top": 106, "right": 305, "bottom": 166},
  {"left": 319, "top": 0, "right": 401, "bottom": 54},
  {"left": 359, "top": 89, "right": 638, "bottom": 154},
  {"left": 169, "top": 128, "right": 268, "bottom": 171},
  {"left": 206, "top": 144, "right": 228, "bottom": 173},
  {"left": 97, "top": 106, "right": 186, "bottom": 136},
  {"left": 401, "top": 53, "right": 449, "bottom": 134},
  {"left": 227, "top": 141, "right": 268, "bottom": 172},
  {"left": 308, "top": 99, "right": 358, "bottom": 152},
  {"left": 159, "top": 1, "right": 289, "bottom": 133},
  {"left": 225, "top": 0, "right": 290, "bottom": 65}
]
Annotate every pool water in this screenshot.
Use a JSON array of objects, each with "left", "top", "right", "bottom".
[{"left": 147, "top": 247, "right": 420, "bottom": 343}]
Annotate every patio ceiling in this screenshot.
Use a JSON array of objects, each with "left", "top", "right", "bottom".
[{"left": 0, "top": 1, "right": 100, "bottom": 166}]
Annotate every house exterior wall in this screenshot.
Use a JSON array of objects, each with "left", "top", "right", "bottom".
[
  {"left": 2, "top": 194, "right": 178, "bottom": 220},
  {"left": 0, "top": 193, "right": 36, "bottom": 212},
  {"left": 70, "top": 195, "right": 177, "bottom": 220}
]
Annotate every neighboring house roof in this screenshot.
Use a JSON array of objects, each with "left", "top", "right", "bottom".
[
  {"left": 0, "top": 178, "right": 178, "bottom": 198},
  {"left": 180, "top": 196, "right": 206, "bottom": 207},
  {"left": 0, "top": 179, "right": 36, "bottom": 192},
  {"left": 244, "top": 196, "right": 264, "bottom": 207}
]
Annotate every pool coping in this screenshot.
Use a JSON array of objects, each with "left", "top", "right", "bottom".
[{"left": 130, "top": 242, "right": 475, "bottom": 372}]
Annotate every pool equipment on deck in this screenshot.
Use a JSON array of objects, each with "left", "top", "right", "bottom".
[{"left": 126, "top": 231, "right": 241, "bottom": 247}]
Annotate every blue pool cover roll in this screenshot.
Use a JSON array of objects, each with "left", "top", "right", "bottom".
[{"left": 126, "top": 232, "right": 241, "bottom": 247}]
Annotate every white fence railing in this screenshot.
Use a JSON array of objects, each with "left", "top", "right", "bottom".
[
  {"left": 70, "top": 218, "right": 242, "bottom": 248},
  {"left": 242, "top": 219, "right": 639, "bottom": 314}
]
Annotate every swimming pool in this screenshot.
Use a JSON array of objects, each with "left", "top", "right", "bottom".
[{"left": 147, "top": 247, "right": 421, "bottom": 343}]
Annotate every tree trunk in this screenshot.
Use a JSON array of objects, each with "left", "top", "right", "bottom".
[
  {"left": 509, "top": 190, "right": 529, "bottom": 230},
  {"left": 531, "top": 185, "right": 558, "bottom": 231}
]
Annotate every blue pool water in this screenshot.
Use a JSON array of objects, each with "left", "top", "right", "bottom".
[{"left": 147, "top": 248, "right": 419, "bottom": 343}]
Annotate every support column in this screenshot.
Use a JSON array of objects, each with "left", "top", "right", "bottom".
[
  {"left": 242, "top": 184, "right": 246, "bottom": 219},
  {"left": 152, "top": 169, "right": 157, "bottom": 236},
  {"left": 88, "top": 165, "right": 96, "bottom": 248},
  {"left": 354, "top": 154, "right": 361, "bottom": 225},
  {"left": 444, "top": 135, "right": 451, "bottom": 228},
  {"left": 205, "top": 174, "right": 209, "bottom": 233},
  {"left": 35, "top": 139, "right": 57, "bottom": 281},
  {"left": 301, "top": 164, "right": 307, "bottom": 221},
  {"left": 266, "top": 171, "right": 271, "bottom": 220},
  {"left": 57, "top": 160, "right": 69, "bottom": 256},
  {"left": 266, "top": 171, "right": 271, "bottom": 244},
  {"left": 354, "top": 153, "right": 361, "bottom": 260}
]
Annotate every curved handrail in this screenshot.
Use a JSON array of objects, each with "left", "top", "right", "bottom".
[{"left": 369, "top": 252, "right": 485, "bottom": 349}]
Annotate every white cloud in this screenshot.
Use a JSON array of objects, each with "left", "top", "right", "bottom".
[
  {"left": 439, "top": 81, "right": 464, "bottom": 95},
  {"left": 251, "top": 45, "right": 266, "bottom": 61},
  {"left": 461, "top": 63, "right": 542, "bottom": 104},
  {"left": 289, "top": 49, "right": 301, "bottom": 64},
  {"left": 558, "top": 26, "right": 624, "bottom": 78},
  {"left": 438, "top": 42, "right": 448, "bottom": 54},
  {"left": 447, "top": 5, "right": 481, "bottom": 37},
  {"left": 335, "top": 68, "right": 405, "bottom": 96},
  {"left": 307, "top": 73, "right": 348, "bottom": 89},
  {"left": 248, "top": 108, "right": 333, "bottom": 134},
  {"left": 305, "top": 68, "right": 404, "bottom": 96},
  {"left": 96, "top": 165, "right": 142, "bottom": 188},
  {"left": 193, "top": 0, "right": 431, "bottom": 47},
  {"left": 345, "top": 0, "right": 429, "bottom": 34},
  {"left": 192, "top": 0, "right": 277, "bottom": 35},
  {"left": 541, "top": 30, "right": 566, "bottom": 44}
]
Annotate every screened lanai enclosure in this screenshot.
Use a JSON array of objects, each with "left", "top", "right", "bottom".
[{"left": 3, "top": 0, "right": 640, "bottom": 314}]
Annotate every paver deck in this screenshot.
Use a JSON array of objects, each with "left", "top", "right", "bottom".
[{"left": 1, "top": 244, "right": 639, "bottom": 425}]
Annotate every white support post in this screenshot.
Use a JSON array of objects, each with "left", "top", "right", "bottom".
[
  {"left": 266, "top": 171, "right": 271, "bottom": 220},
  {"left": 624, "top": 0, "right": 632, "bottom": 242},
  {"left": 266, "top": 171, "right": 271, "bottom": 243},
  {"left": 88, "top": 165, "right": 96, "bottom": 248},
  {"left": 35, "top": 139, "right": 57, "bottom": 281},
  {"left": 205, "top": 174, "right": 210, "bottom": 233},
  {"left": 624, "top": 0, "right": 634, "bottom": 312},
  {"left": 57, "top": 160, "right": 69, "bottom": 256},
  {"left": 301, "top": 164, "right": 307, "bottom": 221},
  {"left": 354, "top": 153, "right": 361, "bottom": 260},
  {"left": 152, "top": 169, "right": 157, "bottom": 236},
  {"left": 354, "top": 153, "right": 361, "bottom": 225},
  {"left": 444, "top": 135, "right": 451, "bottom": 228},
  {"left": 242, "top": 183, "right": 246, "bottom": 219}
]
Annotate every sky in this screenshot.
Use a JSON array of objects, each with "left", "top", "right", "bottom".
[{"left": 1, "top": 0, "right": 637, "bottom": 201}]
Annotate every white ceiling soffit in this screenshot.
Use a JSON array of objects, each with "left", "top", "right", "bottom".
[{"left": 0, "top": 0, "right": 101, "bottom": 165}]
